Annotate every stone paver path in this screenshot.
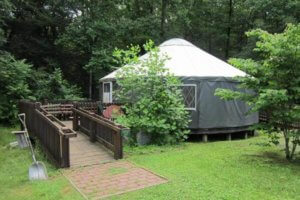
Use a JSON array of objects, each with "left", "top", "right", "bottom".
[{"left": 64, "top": 161, "right": 167, "bottom": 199}]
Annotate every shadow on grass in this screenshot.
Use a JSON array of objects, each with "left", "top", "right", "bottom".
[{"left": 243, "top": 151, "right": 300, "bottom": 169}]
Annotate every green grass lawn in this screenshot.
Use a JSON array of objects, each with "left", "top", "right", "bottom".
[
  {"left": 1, "top": 126, "right": 299, "bottom": 200},
  {"left": 0, "top": 126, "right": 82, "bottom": 200},
  {"left": 113, "top": 135, "right": 300, "bottom": 200}
]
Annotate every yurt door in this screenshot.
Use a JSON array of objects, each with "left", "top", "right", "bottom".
[{"left": 103, "top": 82, "right": 112, "bottom": 103}]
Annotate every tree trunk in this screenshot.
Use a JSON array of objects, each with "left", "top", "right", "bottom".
[
  {"left": 283, "top": 130, "right": 291, "bottom": 160},
  {"left": 160, "top": 0, "right": 168, "bottom": 40},
  {"left": 225, "top": 0, "right": 233, "bottom": 59}
]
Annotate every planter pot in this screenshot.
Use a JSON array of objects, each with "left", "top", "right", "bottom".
[{"left": 136, "top": 131, "right": 151, "bottom": 146}]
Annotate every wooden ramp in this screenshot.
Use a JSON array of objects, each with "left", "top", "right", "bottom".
[{"left": 63, "top": 121, "right": 115, "bottom": 168}]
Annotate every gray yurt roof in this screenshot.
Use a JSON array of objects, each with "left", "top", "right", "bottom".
[{"left": 100, "top": 38, "right": 246, "bottom": 81}]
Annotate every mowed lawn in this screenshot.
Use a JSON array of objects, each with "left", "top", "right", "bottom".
[
  {"left": 115, "top": 136, "right": 300, "bottom": 200},
  {"left": 1, "top": 126, "right": 299, "bottom": 200},
  {"left": 0, "top": 126, "right": 82, "bottom": 200}
]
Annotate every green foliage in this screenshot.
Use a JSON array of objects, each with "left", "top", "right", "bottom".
[
  {"left": 115, "top": 40, "right": 190, "bottom": 145},
  {"left": 0, "top": 54, "right": 82, "bottom": 124},
  {"left": 1, "top": 0, "right": 299, "bottom": 97},
  {"left": 29, "top": 68, "right": 82, "bottom": 101},
  {"left": 215, "top": 24, "right": 300, "bottom": 160},
  {"left": 0, "top": 53, "right": 32, "bottom": 124},
  {"left": 0, "top": 0, "right": 299, "bottom": 122},
  {"left": 0, "top": 0, "right": 14, "bottom": 45}
]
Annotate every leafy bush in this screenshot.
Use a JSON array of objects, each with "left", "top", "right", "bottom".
[
  {"left": 0, "top": 53, "right": 32, "bottom": 124},
  {"left": 114, "top": 40, "right": 190, "bottom": 145},
  {"left": 29, "top": 68, "right": 82, "bottom": 101},
  {"left": 0, "top": 54, "right": 82, "bottom": 124}
]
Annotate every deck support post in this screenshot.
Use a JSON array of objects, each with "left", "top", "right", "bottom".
[
  {"left": 73, "top": 113, "right": 78, "bottom": 131},
  {"left": 90, "top": 121, "right": 96, "bottom": 142},
  {"left": 61, "top": 136, "right": 70, "bottom": 168},
  {"left": 114, "top": 130, "right": 123, "bottom": 159},
  {"left": 72, "top": 104, "right": 79, "bottom": 131},
  {"left": 202, "top": 134, "right": 208, "bottom": 142},
  {"left": 244, "top": 132, "right": 248, "bottom": 139},
  {"left": 227, "top": 133, "right": 232, "bottom": 141}
]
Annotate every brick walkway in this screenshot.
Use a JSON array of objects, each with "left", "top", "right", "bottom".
[{"left": 63, "top": 161, "right": 167, "bottom": 199}]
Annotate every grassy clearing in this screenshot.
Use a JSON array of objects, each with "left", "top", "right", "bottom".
[
  {"left": 112, "top": 135, "right": 300, "bottom": 200},
  {"left": 0, "top": 126, "right": 82, "bottom": 200},
  {"left": 1, "top": 126, "right": 299, "bottom": 200}
]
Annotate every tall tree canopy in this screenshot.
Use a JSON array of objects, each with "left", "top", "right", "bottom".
[{"left": 1, "top": 0, "right": 299, "bottom": 98}]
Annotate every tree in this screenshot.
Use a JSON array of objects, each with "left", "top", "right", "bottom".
[
  {"left": 0, "top": 0, "right": 299, "bottom": 102},
  {"left": 29, "top": 68, "right": 82, "bottom": 101},
  {"left": 114, "top": 40, "right": 190, "bottom": 145},
  {"left": 0, "top": 53, "right": 32, "bottom": 124},
  {"left": 225, "top": 0, "right": 233, "bottom": 59},
  {"left": 215, "top": 24, "right": 300, "bottom": 160}
]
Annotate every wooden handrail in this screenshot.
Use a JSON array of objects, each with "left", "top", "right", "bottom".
[
  {"left": 72, "top": 108, "right": 122, "bottom": 132},
  {"left": 75, "top": 107, "right": 126, "bottom": 129},
  {"left": 20, "top": 100, "right": 71, "bottom": 167},
  {"left": 35, "top": 109, "right": 76, "bottom": 138},
  {"left": 259, "top": 112, "right": 300, "bottom": 130},
  {"left": 72, "top": 106, "right": 125, "bottom": 159}
]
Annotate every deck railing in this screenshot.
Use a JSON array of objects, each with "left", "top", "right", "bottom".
[
  {"left": 19, "top": 100, "right": 76, "bottom": 168},
  {"left": 41, "top": 101, "right": 99, "bottom": 118},
  {"left": 72, "top": 107, "right": 127, "bottom": 159},
  {"left": 259, "top": 111, "right": 300, "bottom": 129}
]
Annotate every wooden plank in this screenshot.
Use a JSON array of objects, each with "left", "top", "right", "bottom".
[
  {"left": 96, "top": 136, "right": 114, "bottom": 151},
  {"left": 78, "top": 125, "right": 90, "bottom": 136}
]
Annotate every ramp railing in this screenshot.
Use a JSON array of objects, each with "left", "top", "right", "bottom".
[
  {"left": 72, "top": 107, "right": 127, "bottom": 159},
  {"left": 19, "top": 100, "right": 76, "bottom": 168}
]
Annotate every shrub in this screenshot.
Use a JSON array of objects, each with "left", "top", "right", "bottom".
[
  {"left": 114, "top": 40, "right": 190, "bottom": 145},
  {"left": 0, "top": 53, "right": 32, "bottom": 124},
  {"left": 29, "top": 68, "right": 82, "bottom": 101},
  {"left": 0, "top": 54, "right": 82, "bottom": 124}
]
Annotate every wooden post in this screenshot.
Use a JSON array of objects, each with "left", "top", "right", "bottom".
[
  {"left": 202, "top": 134, "right": 208, "bottom": 142},
  {"left": 35, "top": 102, "right": 41, "bottom": 110},
  {"left": 61, "top": 136, "right": 70, "bottom": 168},
  {"left": 227, "top": 133, "right": 232, "bottom": 141},
  {"left": 73, "top": 112, "right": 78, "bottom": 131},
  {"left": 244, "top": 132, "right": 248, "bottom": 139},
  {"left": 114, "top": 130, "right": 123, "bottom": 159},
  {"left": 90, "top": 121, "right": 96, "bottom": 142},
  {"left": 72, "top": 104, "right": 78, "bottom": 131}
]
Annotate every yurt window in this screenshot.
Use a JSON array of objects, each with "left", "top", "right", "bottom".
[
  {"left": 180, "top": 84, "right": 197, "bottom": 110},
  {"left": 103, "top": 82, "right": 112, "bottom": 103}
]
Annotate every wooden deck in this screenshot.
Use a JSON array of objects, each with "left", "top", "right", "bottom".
[{"left": 63, "top": 121, "right": 115, "bottom": 167}]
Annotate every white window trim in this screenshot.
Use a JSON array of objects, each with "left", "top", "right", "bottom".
[
  {"left": 181, "top": 84, "right": 197, "bottom": 111},
  {"left": 103, "top": 82, "right": 113, "bottom": 103}
]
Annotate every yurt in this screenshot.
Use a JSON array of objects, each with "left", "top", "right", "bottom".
[{"left": 99, "top": 38, "right": 258, "bottom": 134}]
